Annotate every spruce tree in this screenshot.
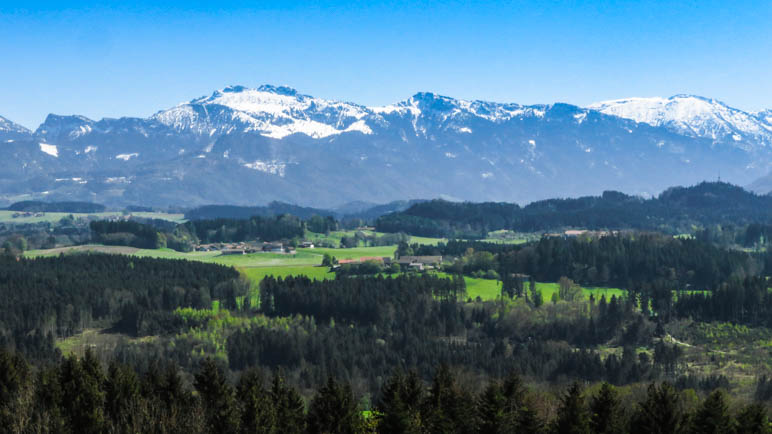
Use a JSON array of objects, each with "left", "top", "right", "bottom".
[
  {"left": 552, "top": 382, "right": 590, "bottom": 434},
  {"left": 630, "top": 383, "right": 685, "bottom": 434},
  {"left": 424, "top": 364, "right": 475, "bottom": 434},
  {"left": 517, "top": 404, "right": 544, "bottom": 434},
  {"left": 59, "top": 355, "right": 106, "bottom": 434},
  {"left": 307, "top": 376, "right": 362, "bottom": 434},
  {"left": 237, "top": 368, "right": 277, "bottom": 434},
  {"left": 476, "top": 381, "right": 510, "bottom": 434},
  {"left": 691, "top": 390, "right": 733, "bottom": 434},
  {"left": 271, "top": 375, "right": 306, "bottom": 434},
  {"left": 377, "top": 370, "right": 425, "bottom": 434},
  {"left": 194, "top": 358, "right": 238, "bottom": 434},
  {"left": 589, "top": 383, "right": 623, "bottom": 434},
  {"left": 735, "top": 403, "right": 769, "bottom": 434}
]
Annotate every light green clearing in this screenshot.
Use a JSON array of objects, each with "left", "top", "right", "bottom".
[
  {"left": 26, "top": 246, "right": 325, "bottom": 267},
  {"left": 0, "top": 210, "right": 186, "bottom": 224},
  {"left": 299, "top": 245, "right": 397, "bottom": 260},
  {"left": 433, "top": 272, "right": 625, "bottom": 301},
  {"left": 241, "top": 266, "right": 334, "bottom": 284},
  {"left": 408, "top": 235, "right": 447, "bottom": 245}
]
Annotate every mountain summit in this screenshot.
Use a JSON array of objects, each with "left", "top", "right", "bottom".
[
  {"left": 152, "top": 84, "right": 372, "bottom": 139},
  {"left": 588, "top": 95, "right": 772, "bottom": 151}
]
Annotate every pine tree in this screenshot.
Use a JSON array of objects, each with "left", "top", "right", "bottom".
[
  {"left": 307, "top": 376, "right": 362, "bottom": 434},
  {"left": 0, "top": 350, "right": 33, "bottom": 434},
  {"left": 194, "top": 358, "right": 238, "bottom": 434},
  {"left": 552, "top": 382, "right": 590, "bottom": 434},
  {"left": 59, "top": 354, "right": 106, "bottom": 434},
  {"left": 476, "top": 381, "right": 511, "bottom": 434},
  {"left": 425, "top": 364, "right": 475, "bottom": 434},
  {"left": 104, "top": 361, "right": 143, "bottom": 432},
  {"left": 517, "top": 404, "right": 544, "bottom": 434},
  {"left": 691, "top": 390, "right": 733, "bottom": 434},
  {"left": 589, "top": 383, "right": 623, "bottom": 434},
  {"left": 377, "top": 370, "right": 424, "bottom": 434},
  {"left": 271, "top": 375, "right": 306, "bottom": 434},
  {"left": 735, "top": 403, "right": 768, "bottom": 434},
  {"left": 630, "top": 383, "right": 685, "bottom": 434},
  {"left": 237, "top": 368, "right": 277, "bottom": 434}
]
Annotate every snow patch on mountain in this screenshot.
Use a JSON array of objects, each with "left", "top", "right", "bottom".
[
  {"left": 588, "top": 95, "right": 772, "bottom": 150},
  {"left": 243, "top": 159, "right": 287, "bottom": 176},
  {"left": 39, "top": 143, "right": 58, "bottom": 157},
  {"left": 116, "top": 153, "right": 138, "bottom": 161}
]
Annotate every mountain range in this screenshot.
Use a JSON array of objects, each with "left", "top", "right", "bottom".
[{"left": 1, "top": 85, "right": 770, "bottom": 208}]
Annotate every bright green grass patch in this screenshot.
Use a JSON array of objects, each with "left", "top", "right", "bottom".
[
  {"left": 432, "top": 272, "right": 625, "bottom": 301},
  {"left": 27, "top": 246, "right": 325, "bottom": 268},
  {"left": 533, "top": 282, "right": 625, "bottom": 302},
  {"left": 408, "top": 235, "right": 447, "bottom": 245},
  {"left": 241, "top": 265, "right": 334, "bottom": 284},
  {"left": 300, "top": 245, "right": 397, "bottom": 260},
  {"left": 240, "top": 265, "right": 335, "bottom": 307},
  {"left": 137, "top": 248, "right": 324, "bottom": 268}
]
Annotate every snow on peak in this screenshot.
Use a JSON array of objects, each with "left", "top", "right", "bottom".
[
  {"left": 0, "top": 115, "right": 31, "bottom": 135},
  {"left": 154, "top": 85, "right": 373, "bottom": 139},
  {"left": 588, "top": 95, "right": 772, "bottom": 149},
  {"left": 374, "top": 92, "right": 544, "bottom": 126}
]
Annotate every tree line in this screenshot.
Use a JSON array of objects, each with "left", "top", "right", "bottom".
[
  {"left": 0, "top": 349, "right": 768, "bottom": 434},
  {"left": 375, "top": 182, "right": 772, "bottom": 238},
  {"left": 0, "top": 254, "right": 241, "bottom": 361}
]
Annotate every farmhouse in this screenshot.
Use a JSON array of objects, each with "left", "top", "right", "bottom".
[
  {"left": 262, "top": 243, "right": 284, "bottom": 253},
  {"left": 395, "top": 256, "right": 443, "bottom": 267},
  {"left": 300, "top": 241, "right": 315, "bottom": 248}
]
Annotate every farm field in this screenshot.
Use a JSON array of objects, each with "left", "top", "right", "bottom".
[
  {"left": 306, "top": 229, "right": 445, "bottom": 247},
  {"left": 299, "top": 245, "right": 397, "bottom": 259},
  {"left": 241, "top": 265, "right": 334, "bottom": 284},
  {"left": 0, "top": 210, "right": 186, "bottom": 224},
  {"left": 26, "top": 246, "right": 325, "bottom": 267},
  {"left": 433, "top": 272, "right": 625, "bottom": 301}
]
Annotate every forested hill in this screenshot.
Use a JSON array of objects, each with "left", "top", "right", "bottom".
[
  {"left": 376, "top": 182, "right": 772, "bottom": 237},
  {"left": 184, "top": 202, "right": 334, "bottom": 220},
  {"left": 6, "top": 200, "right": 106, "bottom": 213},
  {"left": 184, "top": 199, "right": 425, "bottom": 221}
]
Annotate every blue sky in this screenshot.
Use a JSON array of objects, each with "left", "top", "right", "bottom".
[{"left": 1, "top": 0, "right": 770, "bottom": 129}]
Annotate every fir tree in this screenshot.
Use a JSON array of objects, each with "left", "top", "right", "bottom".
[
  {"left": 552, "top": 382, "right": 590, "bottom": 434},
  {"left": 589, "top": 383, "right": 623, "bottom": 434}
]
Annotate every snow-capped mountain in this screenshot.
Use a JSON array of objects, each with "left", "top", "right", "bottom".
[
  {"left": 588, "top": 95, "right": 772, "bottom": 151},
  {"left": 152, "top": 85, "right": 373, "bottom": 139},
  {"left": 0, "top": 115, "right": 32, "bottom": 141},
  {"left": 756, "top": 109, "right": 772, "bottom": 125},
  {"left": 1, "top": 85, "right": 771, "bottom": 208}
]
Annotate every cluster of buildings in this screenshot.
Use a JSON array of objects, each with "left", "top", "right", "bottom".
[
  {"left": 196, "top": 240, "right": 316, "bottom": 255},
  {"left": 334, "top": 255, "right": 443, "bottom": 271},
  {"left": 543, "top": 230, "right": 617, "bottom": 239},
  {"left": 11, "top": 212, "right": 46, "bottom": 218}
]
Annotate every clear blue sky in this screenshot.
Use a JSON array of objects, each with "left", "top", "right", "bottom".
[{"left": 1, "top": 0, "right": 770, "bottom": 129}]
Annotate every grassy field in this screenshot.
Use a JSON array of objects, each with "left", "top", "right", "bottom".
[
  {"left": 432, "top": 272, "right": 625, "bottom": 301},
  {"left": 241, "top": 265, "right": 334, "bottom": 283},
  {"left": 300, "top": 245, "right": 397, "bottom": 259},
  {"left": 0, "top": 210, "right": 186, "bottom": 224},
  {"left": 408, "top": 235, "right": 447, "bottom": 245},
  {"left": 56, "top": 328, "right": 157, "bottom": 358}
]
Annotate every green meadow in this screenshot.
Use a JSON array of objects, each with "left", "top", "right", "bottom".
[{"left": 0, "top": 210, "right": 186, "bottom": 224}]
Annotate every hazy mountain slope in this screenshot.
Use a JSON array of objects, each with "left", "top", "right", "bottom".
[{"left": 0, "top": 86, "right": 770, "bottom": 208}]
